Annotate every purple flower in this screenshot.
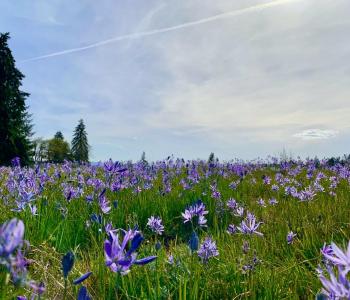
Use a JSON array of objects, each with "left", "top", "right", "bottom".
[
  {"left": 167, "top": 254, "right": 174, "bottom": 265},
  {"left": 226, "top": 224, "right": 237, "bottom": 235},
  {"left": 226, "top": 198, "right": 237, "bottom": 210},
  {"left": 147, "top": 216, "right": 164, "bottom": 235},
  {"left": 0, "top": 218, "right": 25, "bottom": 257},
  {"left": 0, "top": 219, "right": 29, "bottom": 285},
  {"left": 73, "top": 272, "right": 92, "bottom": 285},
  {"left": 198, "top": 237, "right": 219, "bottom": 262},
  {"left": 271, "top": 184, "right": 279, "bottom": 191},
  {"left": 287, "top": 231, "right": 297, "bottom": 244},
  {"left": 318, "top": 266, "right": 350, "bottom": 299},
  {"left": 321, "top": 243, "right": 334, "bottom": 257},
  {"left": 62, "top": 251, "right": 74, "bottom": 279},
  {"left": 237, "top": 213, "right": 263, "bottom": 236},
  {"left": 269, "top": 198, "right": 278, "bottom": 205},
  {"left": 104, "top": 229, "right": 157, "bottom": 275},
  {"left": 189, "top": 231, "right": 199, "bottom": 252},
  {"left": 98, "top": 189, "right": 111, "bottom": 214},
  {"left": 234, "top": 206, "right": 244, "bottom": 217},
  {"left": 322, "top": 242, "right": 350, "bottom": 272},
  {"left": 182, "top": 200, "right": 208, "bottom": 227},
  {"left": 27, "top": 281, "right": 45, "bottom": 296},
  {"left": 257, "top": 198, "right": 266, "bottom": 207},
  {"left": 77, "top": 286, "right": 92, "bottom": 300},
  {"left": 11, "top": 157, "right": 21, "bottom": 167},
  {"left": 242, "top": 241, "right": 250, "bottom": 254},
  {"left": 28, "top": 204, "right": 37, "bottom": 216}
]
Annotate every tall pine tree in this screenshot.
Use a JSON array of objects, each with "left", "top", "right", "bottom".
[
  {"left": 71, "top": 119, "right": 89, "bottom": 163},
  {"left": 0, "top": 32, "right": 33, "bottom": 166}
]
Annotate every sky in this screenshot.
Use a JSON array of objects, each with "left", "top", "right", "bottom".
[{"left": 1, "top": 0, "right": 350, "bottom": 162}]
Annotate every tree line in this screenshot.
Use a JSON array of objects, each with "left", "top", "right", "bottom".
[
  {"left": 0, "top": 32, "right": 89, "bottom": 165},
  {"left": 33, "top": 120, "right": 89, "bottom": 163}
]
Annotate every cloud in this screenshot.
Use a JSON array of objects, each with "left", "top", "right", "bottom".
[
  {"left": 20, "top": 0, "right": 299, "bottom": 62},
  {"left": 293, "top": 129, "right": 339, "bottom": 140},
  {"left": 5, "top": 0, "right": 350, "bottom": 160}
]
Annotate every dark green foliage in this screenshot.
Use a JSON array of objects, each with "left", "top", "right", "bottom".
[
  {"left": 208, "top": 152, "right": 215, "bottom": 164},
  {"left": 141, "top": 151, "right": 147, "bottom": 164},
  {"left": 71, "top": 119, "right": 89, "bottom": 163},
  {"left": 0, "top": 32, "right": 33, "bottom": 165},
  {"left": 47, "top": 132, "right": 71, "bottom": 163},
  {"left": 54, "top": 131, "right": 64, "bottom": 140}
]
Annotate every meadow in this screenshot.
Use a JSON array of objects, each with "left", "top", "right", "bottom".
[{"left": 0, "top": 157, "right": 350, "bottom": 299}]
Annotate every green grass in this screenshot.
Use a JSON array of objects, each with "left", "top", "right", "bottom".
[{"left": 0, "top": 163, "right": 349, "bottom": 299}]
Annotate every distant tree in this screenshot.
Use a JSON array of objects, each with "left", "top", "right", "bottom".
[
  {"left": 0, "top": 32, "right": 33, "bottom": 165},
  {"left": 141, "top": 151, "right": 147, "bottom": 163},
  {"left": 71, "top": 119, "right": 89, "bottom": 163},
  {"left": 208, "top": 152, "right": 215, "bottom": 164},
  {"left": 54, "top": 131, "right": 64, "bottom": 140},
  {"left": 47, "top": 132, "right": 71, "bottom": 163},
  {"left": 33, "top": 138, "right": 48, "bottom": 163}
]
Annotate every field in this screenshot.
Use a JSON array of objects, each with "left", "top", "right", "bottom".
[{"left": 0, "top": 158, "right": 350, "bottom": 299}]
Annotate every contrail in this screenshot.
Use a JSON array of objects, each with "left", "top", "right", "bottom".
[{"left": 21, "top": 0, "right": 299, "bottom": 62}]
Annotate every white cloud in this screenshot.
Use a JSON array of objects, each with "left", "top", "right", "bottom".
[{"left": 293, "top": 129, "right": 339, "bottom": 140}]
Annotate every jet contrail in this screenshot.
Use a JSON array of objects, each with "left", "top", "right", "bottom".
[{"left": 21, "top": 0, "right": 299, "bottom": 62}]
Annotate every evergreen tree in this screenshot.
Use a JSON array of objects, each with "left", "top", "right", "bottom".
[
  {"left": 208, "top": 152, "right": 215, "bottom": 164},
  {"left": 54, "top": 131, "right": 64, "bottom": 140},
  {"left": 0, "top": 32, "right": 33, "bottom": 165},
  {"left": 71, "top": 119, "right": 89, "bottom": 163}
]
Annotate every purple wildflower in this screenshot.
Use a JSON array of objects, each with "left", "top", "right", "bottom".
[
  {"left": 257, "top": 198, "right": 266, "bottom": 207},
  {"left": 73, "top": 272, "right": 92, "bottom": 285},
  {"left": 237, "top": 213, "right": 263, "bottom": 236},
  {"left": 104, "top": 229, "right": 157, "bottom": 275},
  {"left": 269, "top": 198, "right": 278, "bottom": 205},
  {"left": 198, "top": 237, "right": 219, "bottom": 262},
  {"left": 226, "top": 198, "right": 237, "bottom": 210},
  {"left": 234, "top": 206, "right": 244, "bottom": 217},
  {"left": 242, "top": 241, "right": 250, "bottom": 254},
  {"left": 318, "top": 266, "right": 350, "bottom": 299},
  {"left": 98, "top": 189, "right": 111, "bottom": 214},
  {"left": 322, "top": 242, "right": 350, "bottom": 272},
  {"left": 0, "top": 218, "right": 25, "bottom": 257},
  {"left": 226, "top": 224, "right": 237, "bottom": 235},
  {"left": 182, "top": 200, "right": 208, "bottom": 227},
  {"left": 147, "top": 216, "right": 164, "bottom": 235},
  {"left": 287, "top": 231, "right": 297, "bottom": 244}
]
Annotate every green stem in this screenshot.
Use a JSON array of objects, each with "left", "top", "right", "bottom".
[{"left": 63, "top": 278, "right": 67, "bottom": 300}]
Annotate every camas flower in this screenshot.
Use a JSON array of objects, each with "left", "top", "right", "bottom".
[
  {"left": 257, "top": 198, "right": 266, "bottom": 207},
  {"left": 0, "top": 218, "right": 24, "bottom": 257},
  {"left": 73, "top": 272, "right": 92, "bottom": 285},
  {"left": 104, "top": 228, "right": 157, "bottom": 275},
  {"left": 147, "top": 216, "right": 164, "bottom": 235},
  {"left": 318, "top": 266, "right": 350, "bottom": 299},
  {"left": 0, "top": 219, "right": 34, "bottom": 286},
  {"left": 286, "top": 231, "right": 297, "bottom": 244},
  {"left": 322, "top": 242, "right": 350, "bottom": 273},
  {"left": 198, "top": 237, "right": 219, "bottom": 262},
  {"left": 226, "top": 224, "right": 237, "bottom": 235},
  {"left": 182, "top": 200, "right": 208, "bottom": 227},
  {"left": 237, "top": 213, "right": 263, "bottom": 236},
  {"left": 234, "top": 206, "right": 244, "bottom": 217},
  {"left": 269, "top": 198, "right": 278, "bottom": 205},
  {"left": 226, "top": 198, "right": 237, "bottom": 210},
  {"left": 98, "top": 189, "right": 111, "bottom": 214}
]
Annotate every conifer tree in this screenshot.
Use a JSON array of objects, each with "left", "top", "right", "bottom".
[
  {"left": 71, "top": 119, "right": 89, "bottom": 163},
  {"left": 0, "top": 32, "right": 33, "bottom": 165}
]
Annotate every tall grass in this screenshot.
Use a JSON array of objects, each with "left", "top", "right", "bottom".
[{"left": 0, "top": 159, "right": 349, "bottom": 299}]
